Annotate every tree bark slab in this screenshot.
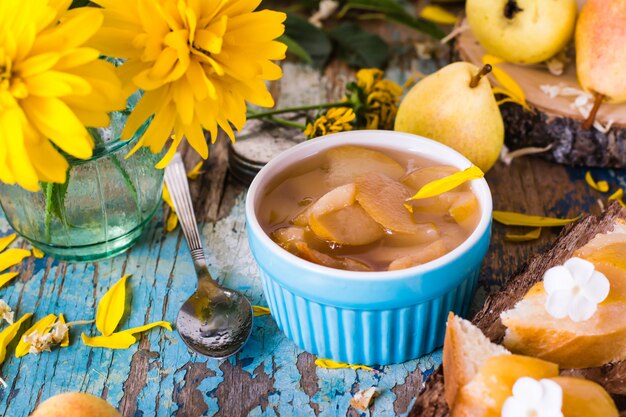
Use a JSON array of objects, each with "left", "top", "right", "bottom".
[{"left": 456, "top": 25, "right": 626, "bottom": 168}]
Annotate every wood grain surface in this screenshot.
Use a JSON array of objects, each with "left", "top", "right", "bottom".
[{"left": 1, "top": 17, "right": 625, "bottom": 417}]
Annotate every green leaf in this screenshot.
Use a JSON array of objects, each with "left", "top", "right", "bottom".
[
  {"left": 284, "top": 13, "right": 332, "bottom": 68},
  {"left": 328, "top": 23, "right": 390, "bottom": 69},
  {"left": 343, "top": 0, "right": 446, "bottom": 40},
  {"left": 50, "top": 176, "right": 70, "bottom": 223},
  {"left": 278, "top": 35, "right": 313, "bottom": 65}
]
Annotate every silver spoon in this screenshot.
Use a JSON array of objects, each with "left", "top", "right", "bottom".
[{"left": 164, "top": 153, "right": 253, "bottom": 359}]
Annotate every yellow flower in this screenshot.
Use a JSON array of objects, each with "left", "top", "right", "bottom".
[
  {"left": 304, "top": 107, "right": 355, "bottom": 139},
  {"left": 90, "top": 0, "right": 287, "bottom": 168},
  {"left": 355, "top": 68, "right": 403, "bottom": 130},
  {"left": 0, "top": 0, "right": 125, "bottom": 191}
]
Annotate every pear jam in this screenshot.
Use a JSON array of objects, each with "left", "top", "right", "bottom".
[{"left": 259, "top": 146, "right": 481, "bottom": 272}]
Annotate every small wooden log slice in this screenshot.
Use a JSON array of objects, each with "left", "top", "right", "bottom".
[
  {"left": 408, "top": 202, "right": 626, "bottom": 416},
  {"left": 456, "top": 25, "right": 626, "bottom": 168}
]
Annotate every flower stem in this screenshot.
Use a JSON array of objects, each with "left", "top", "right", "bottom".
[
  {"left": 246, "top": 102, "right": 352, "bottom": 119},
  {"left": 44, "top": 182, "right": 53, "bottom": 243}
]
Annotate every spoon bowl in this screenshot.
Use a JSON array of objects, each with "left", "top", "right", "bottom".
[
  {"left": 176, "top": 287, "right": 253, "bottom": 359},
  {"left": 165, "top": 153, "right": 253, "bottom": 359}
]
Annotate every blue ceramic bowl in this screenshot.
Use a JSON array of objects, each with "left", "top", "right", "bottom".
[{"left": 245, "top": 130, "right": 492, "bottom": 365}]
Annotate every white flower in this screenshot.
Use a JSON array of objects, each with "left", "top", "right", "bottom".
[
  {"left": 23, "top": 321, "right": 68, "bottom": 355},
  {"left": 544, "top": 257, "right": 610, "bottom": 322},
  {"left": 0, "top": 300, "right": 13, "bottom": 325},
  {"left": 502, "top": 377, "right": 563, "bottom": 417}
]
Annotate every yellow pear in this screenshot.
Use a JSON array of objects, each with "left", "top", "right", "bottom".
[
  {"left": 576, "top": 0, "right": 626, "bottom": 129},
  {"left": 30, "top": 392, "right": 121, "bottom": 417},
  {"left": 466, "top": 0, "right": 577, "bottom": 64},
  {"left": 394, "top": 62, "right": 504, "bottom": 172}
]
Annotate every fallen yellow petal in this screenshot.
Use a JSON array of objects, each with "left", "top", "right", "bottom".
[
  {"left": 31, "top": 247, "right": 45, "bottom": 258},
  {"left": 121, "top": 321, "right": 172, "bottom": 335},
  {"left": 81, "top": 332, "right": 137, "bottom": 349},
  {"left": 0, "top": 248, "right": 31, "bottom": 273},
  {"left": 96, "top": 274, "right": 130, "bottom": 337},
  {"left": 483, "top": 55, "right": 529, "bottom": 109},
  {"left": 0, "top": 313, "right": 32, "bottom": 364},
  {"left": 315, "top": 358, "right": 374, "bottom": 371},
  {"left": 493, "top": 211, "right": 581, "bottom": 227},
  {"left": 16, "top": 314, "right": 57, "bottom": 358},
  {"left": 409, "top": 166, "right": 484, "bottom": 200},
  {"left": 253, "top": 306, "right": 271, "bottom": 317},
  {"left": 609, "top": 189, "right": 626, "bottom": 208},
  {"left": 505, "top": 227, "right": 542, "bottom": 242},
  {"left": 58, "top": 314, "right": 69, "bottom": 347},
  {"left": 166, "top": 212, "right": 178, "bottom": 232},
  {"left": 403, "top": 203, "right": 414, "bottom": 214},
  {"left": 585, "top": 171, "right": 609, "bottom": 193},
  {"left": 187, "top": 161, "right": 204, "bottom": 180},
  {"left": 0, "top": 272, "right": 18, "bottom": 289},
  {"left": 0, "top": 234, "right": 16, "bottom": 252},
  {"left": 419, "top": 5, "right": 458, "bottom": 25}
]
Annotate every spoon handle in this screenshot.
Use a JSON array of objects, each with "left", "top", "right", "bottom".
[{"left": 164, "top": 153, "right": 216, "bottom": 284}]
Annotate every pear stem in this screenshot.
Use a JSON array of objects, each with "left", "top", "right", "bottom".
[
  {"left": 470, "top": 64, "right": 492, "bottom": 88},
  {"left": 582, "top": 93, "right": 605, "bottom": 130},
  {"left": 504, "top": 0, "right": 523, "bottom": 19}
]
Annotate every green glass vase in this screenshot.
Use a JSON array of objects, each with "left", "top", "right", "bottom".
[{"left": 0, "top": 110, "right": 163, "bottom": 262}]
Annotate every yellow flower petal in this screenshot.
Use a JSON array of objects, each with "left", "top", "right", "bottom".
[
  {"left": 483, "top": 55, "right": 529, "bottom": 109},
  {"left": 505, "top": 227, "right": 542, "bottom": 242},
  {"left": 187, "top": 161, "right": 204, "bottom": 180},
  {"left": 409, "top": 166, "right": 484, "bottom": 200},
  {"left": 121, "top": 321, "right": 172, "bottom": 335},
  {"left": 585, "top": 171, "right": 609, "bottom": 193},
  {"left": 609, "top": 189, "right": 626, "bottom": 208},
  {"left": 315, "top": 358, "right": 374, "bottom": 371},
  {"left": 21, "top": 96, "right": 93, "bottom": 159},
  {"left": 81, "top": 332, "right": 137, "bottom": 349},
  {"left": 166, "top": 212, "right": 179, "bottom": 232},
  {"left": 0, "top": 272, "right": 19, "bottom": 289},
  {"left": 0, "top": 249, "right": 31, "bottom": 274},
  {"left": 31, "top": 247, "right": 45, "bottom": 259},
  {"left": 493, "top": 211, "right": 581, "bottom": 227},
  {"left": 419, "top": 5, "right": 458, "bottom": 25},
  {"left": 253, "top": 306, "right": 271, "bottom": 317},
  {"left": 0, "top": 313, "right": 32, "bottom": 364},
  {"left": 16, "top": 314, "right": 57, "bottom": 358},
  {"left": 0, "top": 234, "right": 17, "bottom": 252},
  {"left": 58, "top": 314, "right": 69, "bottom": 347},
  {"left": 96, "top": 274, "right": 130, "bottom": 336}
]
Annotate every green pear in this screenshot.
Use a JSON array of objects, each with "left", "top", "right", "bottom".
[
  {"left": 576, "top": 0, "right": 626, "bottom": 129},
  {"left": 394, "top": 62, "right": 504, "bottom": 172},
  {"left": 466, "top": 0, "right": 577, "bottom": 64}
]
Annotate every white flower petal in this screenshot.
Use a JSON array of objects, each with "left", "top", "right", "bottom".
[
  {"left": 544, "top": 266, "right": 574, "bottom": 294},
  {"left": 512, "top": 377, "right": 543, "bottom": 405},
  {"left": 564, "top": 257, "right": 595, "bottom": 285},
  {"left": 501, "top": 397, "right": 529, "bottom": 417},
  {"left": 546, "top": 290, "right": 571, "bottom": 319},
  {"left": 539, "top": 379, "right": 563, "bottom": 412},
  {"left": 582, "top": 270, "right": 610, "bottom": 303},
  {"left": 569, "top": 295, "right": 598, "bottom": 322}
]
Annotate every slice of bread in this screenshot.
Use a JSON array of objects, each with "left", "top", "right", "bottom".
[
  {"left": 501, "top": 219, "right": 626, "bottom": 368},
  {"left": 442, "top": 313, "right": 510, "bottom": 408},
  {"left": 443, "top": 314, "right": 618, "bottom": 417}
]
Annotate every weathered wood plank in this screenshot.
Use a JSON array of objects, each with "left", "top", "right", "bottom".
[{"left": 1, "top": 13, "right": 624, "bottom": 417}]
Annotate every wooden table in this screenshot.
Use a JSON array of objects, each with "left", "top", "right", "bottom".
[{"left": 1, "top": 21, "right": 625, "bottom": 417}]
